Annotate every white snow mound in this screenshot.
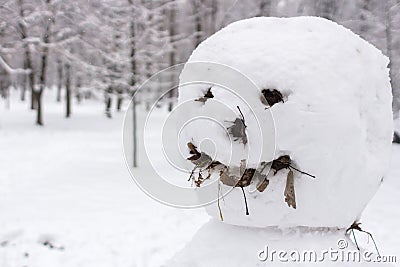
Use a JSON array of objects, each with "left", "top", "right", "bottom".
[{"left": 177, "top": 17, "right": 393, "bottom": 228}]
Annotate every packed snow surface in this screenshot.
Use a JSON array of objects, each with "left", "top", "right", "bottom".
[
  {"left": 165, "top": 221, "right": 395, "bottom": 267},
  {"left": 178, "top": 17, "right": 393, "bottom": 228}
]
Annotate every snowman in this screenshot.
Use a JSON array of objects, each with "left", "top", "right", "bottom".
[{"left": 166, "top": 17, "right": 393, "bottom": 266}]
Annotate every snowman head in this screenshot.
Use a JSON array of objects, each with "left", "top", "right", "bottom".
[{"left": 176, "top": 17, "right": 393, "bottom": 228}]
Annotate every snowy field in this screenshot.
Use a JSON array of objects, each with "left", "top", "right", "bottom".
[
  {"left": 0, "top": 91, "right": 208, "bottom": 267},
  {"left": 0, "top": 90, "right": 399, "bottom": 266}
]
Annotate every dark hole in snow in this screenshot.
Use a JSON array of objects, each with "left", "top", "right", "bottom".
[
  {"left": 261, "top": 89, "right": 284, "bottom": 107},
  {"left": 195, "top": 87, "right": 214, "bottom": 104}
]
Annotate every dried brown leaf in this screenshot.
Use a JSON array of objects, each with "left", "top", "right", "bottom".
[
  {"left": 236, "top": 168, "right": 255, "bottom": 187},
  {"left": 284, "top": 169, "right": 296, "bottom": 209},
  {"left": 219, "top": 169, "right": 238, "bottom": 187},
  {"left": 255, "top": 170, "right": 270, "bottom": 192},
  {"left": 227, "top": 118, "right": 247, "bottom": 144}
]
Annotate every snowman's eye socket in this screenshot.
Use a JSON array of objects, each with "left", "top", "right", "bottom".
[
  {"left": 261, "top": 88, "right": 284, "bottom": 107},
  {"left": 195, "top": 87, "right": 214, "bottom": 104}
]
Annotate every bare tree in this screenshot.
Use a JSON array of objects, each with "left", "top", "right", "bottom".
[
  {"left": 315, "top": 0, "right": 338, "bottom": 20},
  {"left": 258, "top": 0, "right": 272, "bottom": 16},
  {"left": 192, "top": 0, "right": 205, "bottom": 48},
  {"left": 56, "top": 58, "right": 62, "bottom": 102},
  {"left": 128, "top": 0, "right": 138, "bottom": 167},
  {"left": 17, "top": 0, "right": 36, "bottom": 108},
  {"left": 168, "top": 1, "right": 177, "bottom": 112},
  {"left": 65, "top": 62, "right": 71, "bottom": 117}
]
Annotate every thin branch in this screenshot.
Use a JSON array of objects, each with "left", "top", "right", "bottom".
[
  {"left": 0, "top": 55, "right": 31, "bottom": 74},
  {"left": 288, "top": 165, "right": 316, "bottom": 178},
  {"left": 240, "top": 186, "right": 249, "bottom": 216}
]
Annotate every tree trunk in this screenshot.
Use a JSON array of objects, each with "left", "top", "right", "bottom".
[
  {"left": 37, "top": 52, "right": 47, "bottom": 125},
  {"left": 105, "top": 86, "right": 112, "bottom": 118},
  {"left": 31, "top": 89, "right": 37, "bottom": 110},
  {"left": 20, "top": 60, "right": 27, "bottom": 101},
  {"left": 315, "top": 0, "right": 337, "bottom": 20},
  {"left": 258, "top": 0, "right": 271, "bottom": 16},
  {"left": 21, "top": 86, "right": 26, "bottom": 101},
  {"left": 359, "top": 0, "right": 371, "bottom": 35},
  {"left": 128, "top": 0, "right": 138, "bottom": 167},
  {"left": 168, "top": 3, "right": 176, "bottom": 112},
  {"left": 57, "top": 59, "right": 62, "bottom": 102},
  {"left": 106, "top": 97, "right": 112, "bottom": 118},
  {"left": 145, "top": 0, "right": 153, "bottom": 79},
  {"left": 117, "top": 93, "right": 123, "bottom": 111},
  {"left": 193, "top": 0, "right": 203, "bottom": 48},
  {"left": 36, "top": 0, "right": 52, "bottom": 125},
  {"left": 75, "top": 76, "right": 82, "bottom": 103},
  {"left": 17, "top": 0, "right": 36, "bottom": 109},
  {"left": 28, "top": 48, "right": 36, "bottom": 110},
  {"left": 65, "top": 63, "right": 71, "bottom": 118},
  {"left": 132, "top": 96, "right": 137, "bottom": 167},
  {"left": 210, "top": 0, "right": 218, "bottom": 33},
  {"left": 129, "top": 21, "right": 136, "bottom": 87},
  {"left": 36, "top": 91, "right": 43, "bottom": 125}
]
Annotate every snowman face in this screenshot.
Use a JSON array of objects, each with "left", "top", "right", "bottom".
[
  {"left": 176, "top": 18, "right": 392, "bottom": 229},
  {"left": 124, "top": 17, "right": 393, "bottom": 229}
]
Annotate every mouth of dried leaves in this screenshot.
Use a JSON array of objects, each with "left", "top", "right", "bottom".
[{"left": 186, "top": 142, "right": 315, "bottom": 218}]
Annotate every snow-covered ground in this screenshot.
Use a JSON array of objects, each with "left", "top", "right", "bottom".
[
  {"left": 0, "top": 89, "right": 399, "bottom": 266},
  {"left": 0, "top": 91, "right": 208, "bottom": 267}
]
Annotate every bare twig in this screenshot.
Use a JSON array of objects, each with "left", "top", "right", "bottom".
[
  {"left": 288, "top": 165, "right": 316, "bottom": 178},
  {"left": 240, "top": 186, "right": 249, "bottom": 216}
]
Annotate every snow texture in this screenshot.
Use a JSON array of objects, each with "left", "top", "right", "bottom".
[
  {"left": 178, "top": 17, "right": 393, "bottom": 228},
  {"left": 164, "top": 221, "right": 393, "bottom": 267},
  {"left": 164, "top": 220, "right": 395, "bottom": 267}
]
